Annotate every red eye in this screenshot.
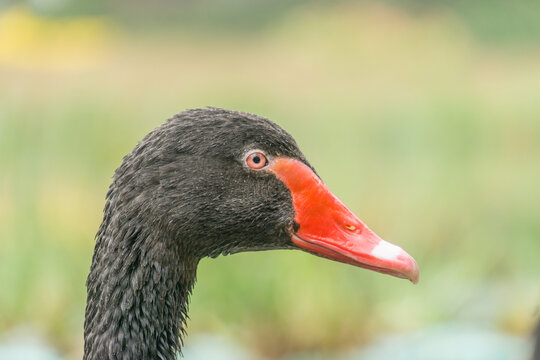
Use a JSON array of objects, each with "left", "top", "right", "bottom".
[{"left": 246, "top": 151, "right": 268, "bottom": 169}]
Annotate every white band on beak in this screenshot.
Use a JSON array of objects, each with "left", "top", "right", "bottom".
[{"left": 371, "top": 240, "right": 403, "bottom": 261}]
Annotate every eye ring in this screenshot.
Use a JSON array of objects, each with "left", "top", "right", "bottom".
[{"left": 245, "top": 150, "right": 268, "bottom": 169}]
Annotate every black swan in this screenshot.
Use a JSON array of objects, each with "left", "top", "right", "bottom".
[{"left": 83, "top": 107, "right": 419, "bottom": 360}]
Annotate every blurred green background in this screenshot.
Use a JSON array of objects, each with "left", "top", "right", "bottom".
[{"left": 1, "top": 0, "right": 539, "bottom": 359}]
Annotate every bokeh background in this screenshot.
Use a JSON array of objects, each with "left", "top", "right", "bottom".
[{"left": 1, "top": 0, "right": 539, "bottom": 359}]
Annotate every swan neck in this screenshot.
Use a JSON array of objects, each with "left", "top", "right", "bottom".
[{"left": 83, "top": 223, "right": 197, "bottom": 360}]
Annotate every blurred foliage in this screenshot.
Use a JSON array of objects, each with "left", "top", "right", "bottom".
[
  {"left": 3, "top": 0, "right": 540, "bottom": 44},
  {"left": 0, "top": 7, "right": 111, "bottom": 69},
  {"left": 1, "top": 2, "right": 540, "bottom": 359}
]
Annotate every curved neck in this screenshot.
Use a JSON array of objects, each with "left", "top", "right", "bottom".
[{"left": 83, "top": 223, "right": 198, "bottom": 360}]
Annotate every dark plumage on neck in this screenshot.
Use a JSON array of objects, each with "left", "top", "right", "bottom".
[
  {"left": 84, "top": 108, "right": 305, "bottom": 359},
  {"left": 84, "top": 223, "right": 197, "bottom": 360}
]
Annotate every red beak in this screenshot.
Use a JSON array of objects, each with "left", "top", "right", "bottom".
[{"left": 269, "top": 158, "right": 419, "bottom": 284}]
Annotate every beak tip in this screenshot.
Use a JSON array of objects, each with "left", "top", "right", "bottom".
[
  {"left": 372, "top": 240, "right": 420, "bottom": 284},
  {"left": 407, "top": 259, "right": 420, "bottom": 284}
]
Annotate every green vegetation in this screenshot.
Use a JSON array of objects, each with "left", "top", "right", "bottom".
[
  {"left": 1, "top": 3, "right": 539, "bottom": 358},
  {"left": 7, "top": 0, "right": 540, "bottom": 44}
]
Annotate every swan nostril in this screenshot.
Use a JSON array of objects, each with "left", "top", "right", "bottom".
[{"left": 345, "top": 224, "right": 356, "bottom": 231}]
